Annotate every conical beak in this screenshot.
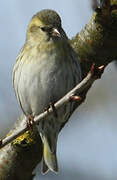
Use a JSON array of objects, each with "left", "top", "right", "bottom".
[{"left": 52, "top": 28, "right": 61, "bottom": 37}]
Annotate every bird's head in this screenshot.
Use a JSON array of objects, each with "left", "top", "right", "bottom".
[{"left": 27, "top": 9, "right": 68, "bottom": 43}]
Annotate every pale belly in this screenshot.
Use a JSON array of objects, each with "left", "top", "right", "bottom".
[{"left": 15, "top": 53, "right": 81, "bottom": 119}]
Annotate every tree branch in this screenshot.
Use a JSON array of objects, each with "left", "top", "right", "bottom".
[
  {"left": 0, "top": 0, "right": 117, "bottom": 179},
  {"left": 71, "top": 0, "right": 117, "bottom": 77}
]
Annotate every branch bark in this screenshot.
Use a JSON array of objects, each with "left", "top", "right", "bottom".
[
  {"left": 0, "top": 1, "right": 117, "bottom": 179},
  {"left": 71, "top": 0, "right": 117, "bottom": 77}
]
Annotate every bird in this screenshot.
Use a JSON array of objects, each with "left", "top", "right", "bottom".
[{"left": 12, "top": 9, "right": 82, "bottom": 174}]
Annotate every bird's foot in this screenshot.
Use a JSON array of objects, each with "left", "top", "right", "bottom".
[
  {"left": 49, "top": 102, "right": 58, "bottom": 118},
  {"left": 27, "top": 115, "right": 34, "bottom": 129},
  {"left": 44, "top": 103, "right": 58, "bottom": 118}
]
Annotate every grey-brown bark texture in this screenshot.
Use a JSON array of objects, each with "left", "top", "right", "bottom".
[{"left": 0, "top": 1, "right": 117, "bottom": 179}]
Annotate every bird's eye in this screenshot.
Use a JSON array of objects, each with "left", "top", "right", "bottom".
[{"left": 40, "top": 27, "right": 46, "bottom": 31}]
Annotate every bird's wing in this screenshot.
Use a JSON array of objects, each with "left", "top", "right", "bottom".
[{"left": 12, "top": 45, "right": 27, "bottom": 115}]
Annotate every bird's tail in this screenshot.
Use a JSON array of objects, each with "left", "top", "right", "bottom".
[{"left": 41, "top": 134, "right": 59, "bottom": 174}]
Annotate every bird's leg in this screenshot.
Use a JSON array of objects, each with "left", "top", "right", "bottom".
[
  {"left": 27, "top": 115, "right": 34, "bottom": 129},
  {"left": 49, "top": 102, "right": 58, "bottom": 118},
  {"left": 44, "top": 103, "right": 58, "bottom": 118}
]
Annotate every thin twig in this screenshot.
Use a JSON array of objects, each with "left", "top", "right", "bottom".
[{"left": 0, "top": 64, "right": 104, "bottom": 149}]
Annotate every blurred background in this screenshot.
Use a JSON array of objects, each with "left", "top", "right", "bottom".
[{"left": 1, "top": 0, "right": 117, "bottom": 180}]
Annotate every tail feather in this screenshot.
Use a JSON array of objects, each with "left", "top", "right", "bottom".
[
  {"left": 41, "top": 135, "right": 59, "bottom": 174},
  {"left": 42, "top": 157, "right": 49, "bottom": 175}
]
